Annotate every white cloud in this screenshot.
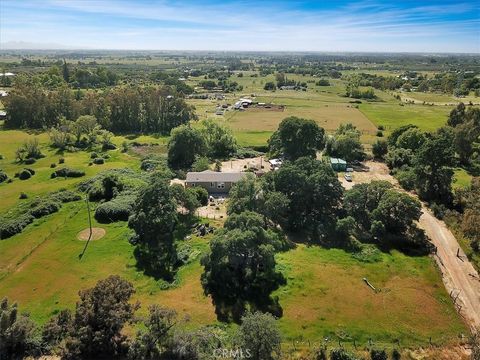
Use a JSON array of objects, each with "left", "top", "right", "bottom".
[{"left": 1, "top": 0, "right": 478, "bottom": 52}]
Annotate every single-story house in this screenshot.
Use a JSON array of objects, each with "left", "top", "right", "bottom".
[
  {"left": 330, "top": 158, "right": 347, "bottom": 172},
  {"left": 185, "top": 170, "right": 248, "bottom": 194}
]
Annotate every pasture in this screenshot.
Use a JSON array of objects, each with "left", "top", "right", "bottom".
[
  {"left": 358, "top": 103, "right": 453, "bottom": 132},
  {"left": 0, "top": 66, "right": 474, "bottom": 352}
]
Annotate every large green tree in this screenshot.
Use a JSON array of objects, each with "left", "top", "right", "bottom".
[
  {"left": 129, "top": 174, "right": 179, "bottom": 280},
  {"left": 413, "top": 127, "right": 456, "bottom": 204},
  {"left": 64, "top": 276, "right": 137, "bottom": 359},
  {"left": 325, "top": 123, "right": 365, "bottom": 162},
  {"left": 201, "top": 212, "right": 285, "bottom": 322},
  {"left": 263, "top": 157, "right": 344, "bottom": 239},
  {"left": 270, "top": 116, "right": 325, "bottom": 160},
  {"left": 199, "top": 119, "right": 237, "bottom": 159},
  {"left": 167, "top": 125, "right": 207, "bottom": 169},
  {"left": 237, "top": 312, "right": 281, "bottom": 360}
]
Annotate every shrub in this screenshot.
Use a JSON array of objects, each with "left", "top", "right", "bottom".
[
  {"left": 94, "top": 195, "right": 135, "bottom": 223},
  {"left": 376, "top": 130, "right": 383, "bottom": 137},
  {"left": 51, "top": 167, "right": 85, "bottom": 178},
  {"left": 189, "top": 186, "right": 209, "bottom": 206},
  {"left": 192, "top": 156, "right": 210, "bottom": 172},
  {"left": 0, "top": 213, "right": 34, "bottom": 239},
  {"left": 396, "top": 168, "right": 415, "bottom": 191},
  {"left": 25, "top": 168, "right": 35, "bottom": 175},
  {"left": 18, "top": 169, "right": 32, "bottom": 180},
  {"left": 19, "top": 192, "right": 28, "bottom": 199},
  {"left": 140, "top": 155, "right": 166, "bottom": 171},
  {"left": 90, "top": 152, "right": 98, "bottom": 159},
  {"left": 392, "top": 349, "right": 401, "bottom": 360},
  {"left": 16, "top": 138, "right": 43, "bottom": 161},
  {"left": 371, "top": 349, "right": 387, "bottom": 360},
  {"left": 0, "top": 170, "right": 8, "bottom": 183},
  {"left": 50, "top": 163, "right": 57, "bottom": 168},
  {"left": 174, "top": 169, "right": 186, "bottom": 180},
  {"left": 59, "top": 158, "right": 65, "bottom": 164},
  {"left": 30, "top": 200, "right": 61, "bottom": 218},
  {"left": 50, "top": 189, "right": 82, "bottom": 203},
  {"left": 331, "top": 349, "right": 358, "bottom": 360},
  {"left": 372, "top": 139, "right": 388, "bottom": 160},
  {"left": 93, "top": 157, "right": 105, "bottom": 165},
  {"left": 24, "top": 157, "right": 36, "bottom": 165},
  {"left": 378, "top": 125, "right": 385, "bottom": 131},
  {"left": 102, "top": 143, "right": 116, "bottom": 150},
  {"left": 0, "top": 154, "right": 3, "bottom": 159},
  {"left": 430, "top": 202, "right": 448, "bottom": 220}
]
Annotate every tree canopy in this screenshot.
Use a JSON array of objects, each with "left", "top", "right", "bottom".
[{"left": 269, "top": 116, "right": 325, "bottom": 160}]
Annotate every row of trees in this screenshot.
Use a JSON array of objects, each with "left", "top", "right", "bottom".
[
  {"left": 380, "top": 103, "right": 480, "bottom": 207},
  {"left": 3, "top": 275, "right": 436, "bottom": 360},
  {"left": 268, "top": 117, "right": 365, "bottom": 163},
  {"left": 0, "top": 276, "right": 284, "bottom": 360},
  {"left": 4, "top": 77, "right": 196, "bottom": 134}
]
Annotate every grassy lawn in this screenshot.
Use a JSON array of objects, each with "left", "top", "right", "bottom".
[
  {"left": 358, "top": 103, "right": 453, "bottom": 132},
  {"left": 0, "top": 203, "right": 466, "bottom": 347},
  {"left": 0, "top": 79, "right": 470, "bottom": 349},
  {"left": 0, "top": 201, "right": 217, "bottom": 326},
  {"left": 275, "top": 245, "right": 466, "bottom": 347},
  {"left": 0, "top": 130, "right": 140, "bottom": 215},
  {"left": 453, "top": 168, "right": 472, "bottom": 189}
]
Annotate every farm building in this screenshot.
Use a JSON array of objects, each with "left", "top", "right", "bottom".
[
  {"left": 185, "top": 170, "right": 247, "bottom": 194},
  {"left": 330, "top": 158, "right": 347, "bottom": 171}
]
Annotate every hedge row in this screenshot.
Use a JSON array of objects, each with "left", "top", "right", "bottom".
[
  {"left": 0, "top": 190, "right": 82, "bottom": 240},
  {"left": 94, "top": 194, "right": 136, "bottom": 223},
  {"left": 51, "top": 167, "right": 85, "bottom": 178}
]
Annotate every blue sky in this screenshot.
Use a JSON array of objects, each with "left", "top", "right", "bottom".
[{"left": 1, "top": 0, "right": 479, "bottom": 52}]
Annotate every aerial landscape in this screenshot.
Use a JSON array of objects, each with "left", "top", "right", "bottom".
[{"left": 0, "top": 1, "right": 479, "bottom": 359}]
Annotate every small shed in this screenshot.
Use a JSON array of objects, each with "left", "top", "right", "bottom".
[{"left": 330, "top": 158, "right": 347, "bottom": 172}]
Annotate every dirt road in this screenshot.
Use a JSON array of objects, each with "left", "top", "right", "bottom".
[{"left": 340, "top": 161, "right": 480, "bottom": 330}]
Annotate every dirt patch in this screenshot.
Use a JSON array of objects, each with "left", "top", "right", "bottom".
[
  {"left": 77, "top": 227, "right": 106, "bottom": 241},
  {"left": 221, "top": 156, "right": 269, "bottom": 173}
]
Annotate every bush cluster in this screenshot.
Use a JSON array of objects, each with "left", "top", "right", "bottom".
[
  {"left": 0, "top": 190, "right": 82, "bottom": 239},
  {"left": 0, "top": 170, "right": 8, "bottom": 183},
  {"left": 94, "top": 195, "right": 135, "bottom": 223},
  {"left": 93, "top": 157, "right": 105, "bottom": 164},
  {"left": 0, "top": 213, "right": 35, "bottom": 239},
  {"left": 19, "top": 169, "right": 33, "bottom": 180},
  {"left": 51, "top": 167, "right": 85, "bottom": 178},
  {"left": 30, "top": 199, "right": 61, "bottom": 219}
]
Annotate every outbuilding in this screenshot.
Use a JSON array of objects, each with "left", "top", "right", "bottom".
[{"left": 330, "top": 157, "right": 347, "bottom": 172}]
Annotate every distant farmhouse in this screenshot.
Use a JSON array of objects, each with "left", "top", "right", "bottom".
[{"left": 185, "top": 170, "right": 248, "bottom": 193}]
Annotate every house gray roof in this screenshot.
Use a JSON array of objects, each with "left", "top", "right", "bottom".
[{"left": 186, "top": 171, "right": 247, "bottom": 183}]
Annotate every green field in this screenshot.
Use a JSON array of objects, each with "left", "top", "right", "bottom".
[
  {"left": 0, "top": 128, "right": 468, "bottom": 347},
  {"left": 359, "top": 103, "right": 453, "bottom": 132},
  {"left": 1, "top": 61, "right": 475, "bottom": 354}
]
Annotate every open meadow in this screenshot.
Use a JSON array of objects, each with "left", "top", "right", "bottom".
[
  {"left": 0, "top": 50, "right": 478, "bottom": 359},
  {"left": 0, "top": 125, "right": 469, "bottom": 349}
]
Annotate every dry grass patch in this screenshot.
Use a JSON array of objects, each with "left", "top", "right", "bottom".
[{"left": 77, "top": 227, "right": 106, "bottom": 241}]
